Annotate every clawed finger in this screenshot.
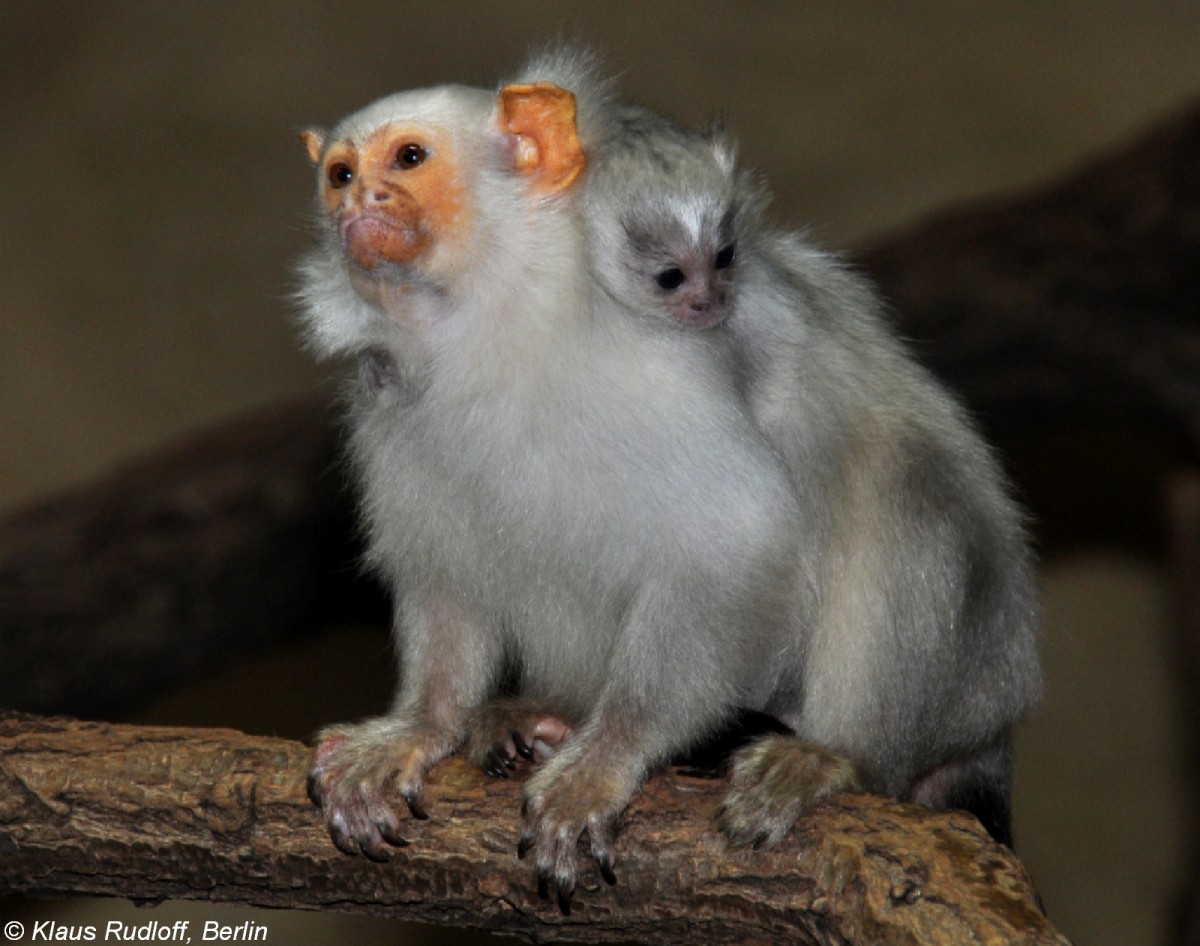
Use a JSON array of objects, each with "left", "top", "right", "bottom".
[
  {"left": 588, "top": 819, "right": 618, "bottom": 886},
  {"left": 513, "top": 731, "right": 536, "bottom": 760},
  {"left": 483, "top": 739, "right": 521, "bottom": 778},
  {"left": 518, "top": 808, "right": 618, "bottom": 913},
  {"left": 306, "top": 771, "right": 324, "bottom": 806},
  {"left": 401, "top": 788, "right": 430, "bottom": 821}
]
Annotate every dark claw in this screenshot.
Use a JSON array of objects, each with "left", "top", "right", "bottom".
[
  {"left": 597, "top": 852, "right": 617, "bottom": 886},
  {"left": 496, "top": 742, "right": 517, "bottom": 768},
  {"left": 361, "top": 840, "right": 391, "bottom": 863},
  {"left": 402, "top": 792, "right": 430, "bottom": 821},
  {"left": 378, "top": 821, "right": 410, "bottom": 848},
  {"left": 536, "top": 869, "right": 551, "bottom": 900},
  {"left": 329, "top": 824, "right": 360, "bottom": 858},
  {"left": 517, "top": 832, "right": 534, "bottom": 860},
  {"left": 550, "top": 854, "right": 579, "bottom": 915},
  {"left": 483, "top": 751, "right": 510, "bottom": 779},
  {"left": 513, "top": 731, "right": 535, "bottom": 760},
  {"left": 306, "top": 771, "right": 324, "bottom": 806}
]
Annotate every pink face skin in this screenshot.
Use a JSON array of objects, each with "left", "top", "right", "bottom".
[{"left": 654, "top": 242, "right": 736, "bottom": 329}]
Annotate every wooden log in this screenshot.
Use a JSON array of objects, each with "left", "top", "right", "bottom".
[{"left": 0, "top": 713, "right": 1068, "bottom": 946}]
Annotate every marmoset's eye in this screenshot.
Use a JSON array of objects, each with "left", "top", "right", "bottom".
[
  {"left": 656, "top": 268, "right": 686, "bottom": 291},
  {"left": 396, "top": 143, "right": 428, "bottom": 169}
]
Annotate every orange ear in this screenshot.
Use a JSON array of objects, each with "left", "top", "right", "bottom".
[
  {"left": 497, "top": 83, "right": 586, "bottom": 195},
  {"left": 301, "top": 128, "right": 325, "bottom": 164}
]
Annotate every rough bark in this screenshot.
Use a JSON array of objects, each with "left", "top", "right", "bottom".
[{"left": 0, "top": 713, "right": 1067, "bottom": 946}]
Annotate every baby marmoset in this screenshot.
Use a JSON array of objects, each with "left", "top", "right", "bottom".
[{"left": 612, "top": 88, "right": 1039, "bottom": 847}]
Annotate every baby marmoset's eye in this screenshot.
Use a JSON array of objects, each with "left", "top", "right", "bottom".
[
  {"left": 655, "top": 267, "right": 686, "bottom": 291},
  {"left": 714, "top": 244, "right": 736, "bottom": 270}
]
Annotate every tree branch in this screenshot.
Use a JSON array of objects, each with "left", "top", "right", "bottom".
[
  {"left": 0, "top": 713, "right": 1066, "bottom": 945},
  {"left": 861, "top": 99, "right": 1200, "bottom": 448},
  {"left": 0, "top": 397, "right": 381, "bottom": 718}
]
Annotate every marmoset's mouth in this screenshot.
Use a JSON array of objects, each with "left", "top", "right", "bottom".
[{"left": 340, "top": 212, "right": 427, "bottom": 271}]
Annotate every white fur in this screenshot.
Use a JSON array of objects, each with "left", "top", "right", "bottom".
[
  {"left": 298, "top": 79, "right": 803, "bottom": 770},
  {"left": 575, "top": 94, "right": 1041, "bottom": 804},
  {"left": 300, "top": 53, "right": 1040, "bottom": 858}
]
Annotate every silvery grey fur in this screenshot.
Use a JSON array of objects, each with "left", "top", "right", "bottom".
[
  {"left": 571, "top": 63, "right": 1040, "bottom": 844},
  {"left": 297, "top": 48, "right": 1040, "bottom": 901}
]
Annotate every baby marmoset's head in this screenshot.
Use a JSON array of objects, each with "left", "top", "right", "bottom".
[{"left": 581, "top": 106, "right": 769, "bottom": 330}]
